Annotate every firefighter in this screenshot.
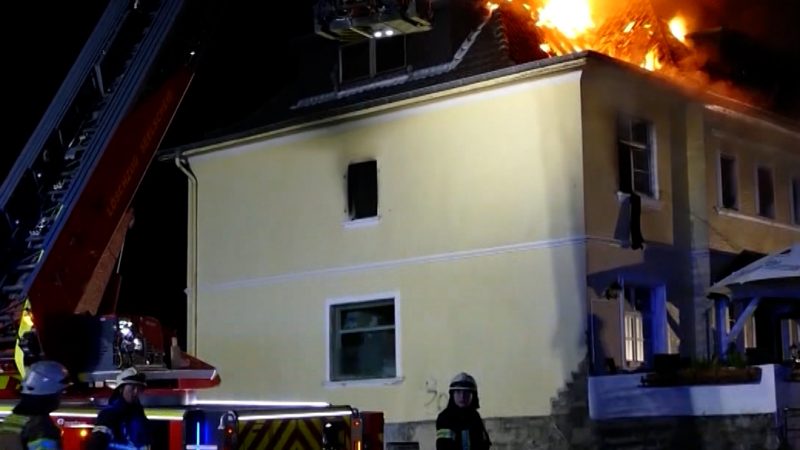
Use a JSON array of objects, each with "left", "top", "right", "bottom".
[
  {"left": 435, "top": 372, "right": 491, "bottom": 450},
  {"left": 86, "top": 367, "right": 151, "bottom": 450},
  {"left": 0, "top": 360, "right": 71, "bottom": 450}
]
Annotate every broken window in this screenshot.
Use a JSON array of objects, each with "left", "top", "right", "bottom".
[
  {"left": 330, "top": 298, "right": 396, "bottom": 381},
  {"left": 617, "top": 116, "right": 655, "bottom": 197},
  {"left": 719, "top": 154, "right": 738, "bottom": 210},
  {"left": 756, "top": 166, "right": 775, "bottom": 219},
  {"left": 347, "top": 160, "right": 378, "bottom": 220}
]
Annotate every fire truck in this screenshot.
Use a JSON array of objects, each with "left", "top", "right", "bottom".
[
  {"left": 0, "top": 400, "right": 384, "bottom": 450},
  {"left": 0, "top": 0, "right": 440, "bottom": 447}
]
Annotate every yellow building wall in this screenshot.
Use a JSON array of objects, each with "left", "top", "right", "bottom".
[
  {"left": 704, "top": 114, "right": 800, "bottom": 254},
  {"left": 188, "top": 70, "right": 588, "bottom": 422},
  {"left": 579, "top": 62, "right": 678, "bottom": 246}
]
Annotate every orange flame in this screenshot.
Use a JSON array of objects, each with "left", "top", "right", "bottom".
[
  {"left": 536, "top": 0, "right": 595, "bottom": 39},
  {"left": 642, "top": 48, "right": 662, "bottom": 71},
  {"left": 485, "top": 0, "right": 690, "bottom": 73},
  {"left": 669, "top": 15, "right": 687, "bottom": 43}
]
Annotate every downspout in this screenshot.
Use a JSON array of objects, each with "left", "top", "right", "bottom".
[{"left": 175, "top": 155, "right": 199, "bottom": 355}]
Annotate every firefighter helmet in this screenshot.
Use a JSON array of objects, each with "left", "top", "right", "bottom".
[
  {"left": 116, "top": 367, "right": 147, "bottom": 387},
  {"left": 21, "top": 360, "right": 70, "bottom": 396},
  {"left": 449, "top": 372, "right": 477, "bottom": 392}
]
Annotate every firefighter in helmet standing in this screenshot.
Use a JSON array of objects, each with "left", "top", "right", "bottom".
[
  {"left": 435, "top": 372, "right": 491, "bottom": 450},
  {"left": 0, "top": 360, "right": 71, "bottom": 450},
  {"left": 87, "top": 367, "right": 151, "bottom": 450}
]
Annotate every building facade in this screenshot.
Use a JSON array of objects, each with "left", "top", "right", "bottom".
[{"left": 175, "top": 52, "right": 799, "bottom": 447}]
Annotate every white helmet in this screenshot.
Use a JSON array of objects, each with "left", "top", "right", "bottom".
[
  {"left": 21, "top": 360, "right": 70, "bottom": 396},
  {"left": 115, "top": 367, "right": 147, "bottom": 388},
  {"left": 449, "top": 372, "right": 477, "bottom": 392}
]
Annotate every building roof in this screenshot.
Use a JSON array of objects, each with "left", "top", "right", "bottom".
[{"left": 161, "top": 5, "right": 800, "bottom": 161}]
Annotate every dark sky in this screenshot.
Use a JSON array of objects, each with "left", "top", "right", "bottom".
[
  {"left": 4, "top": 1, "right": 313, "bottom": 345},
  {"left": 2, "top": 0, "right": 798, "bottom": 344}
]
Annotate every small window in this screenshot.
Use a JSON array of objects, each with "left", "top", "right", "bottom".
[
  {"left": 792, "top": 177, "right": 800, "bottom": 225},
  {"left": 624, "top": 312, "right": 644, "bottom": 367},
  {"left": 719, "top": 154, "right": 738, "bottom": 210},
  {"left": 743, "top": 315, "right": 757, "bottom": 349},
  {"left": 330, "top": 298, "right": 396, "bottom": 381},
  {"left": 782, "top": 319, "right": 800, "bottom": 361},
  {"left": 756, "top": 166, "right": 775, "bottom": 218},
  {"left": 347, "top": 160, "right": 378, "bottom": 220},
  {"left": 617, "top": 116, "right": 655, "bottom": 197}
]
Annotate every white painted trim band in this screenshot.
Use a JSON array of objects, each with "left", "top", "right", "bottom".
[
  {"left": 715, "top": 207, "right": 800, "bottom": 232},
  {"left": 198, "top": 235, "right": 588, "bottom": 293}
]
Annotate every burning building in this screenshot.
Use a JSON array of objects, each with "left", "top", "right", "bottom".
[{"left": 165, "top": 0, "right": 799, "bottom": 447}]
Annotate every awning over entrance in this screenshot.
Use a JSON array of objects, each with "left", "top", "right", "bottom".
[
  {"left": 709, "top": 243, "right": 800, "bottom": 299},
  {"left": 707, "top": 243, "right": 799, "bottom": 359}
]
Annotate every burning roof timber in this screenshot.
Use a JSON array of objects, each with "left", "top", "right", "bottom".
[
  {"left": 489, "top": 0, "right": 690, "bottom": 71},
  {"left": 484, "top": 0, "right": 792, "bottom": 109}
]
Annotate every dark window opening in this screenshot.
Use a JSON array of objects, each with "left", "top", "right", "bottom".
[
  {"left": 792, "top": 177, "right": 800, "bottom": 225},
  {"left": 720, "top": 154, "right": 738, "bottom": 210},
  {"left": 757, "top": 166, "right": 775, "bottom": 218},
  {"left": 340, "top": 41, "right": 371, "bottom": 83},
  {"left": 617, "top": 116, "right": 655, "bottom": 197},
  {"left": 376, "top": 35, "right": 406, "bottom": 73},
  {"left": 347, "top": 160, "right": 378, "bottom": 220}
]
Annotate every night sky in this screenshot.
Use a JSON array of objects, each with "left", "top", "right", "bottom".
[
  {"left": 3, "top": 0, "right": 798, "bottom": 344},
  {"left": 4, "top": 1, "right": 313, "bottom": 345}
]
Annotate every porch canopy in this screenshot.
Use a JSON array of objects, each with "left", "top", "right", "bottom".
[{"left": 708, "top": 243, "right": 800, "bottom": 358}]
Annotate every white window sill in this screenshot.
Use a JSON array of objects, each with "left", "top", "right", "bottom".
[
  {"left": 616, "top": 191, "right": 662, "bottom": 211},
  {"left": 343, "top": 216, "right": 381, "bottom": 229},
  {"left": 714, "top": 207, "right": 800, "bottom": 231},
  {"left": 324, "top": 376, "right": 404, "bottom": 388}
]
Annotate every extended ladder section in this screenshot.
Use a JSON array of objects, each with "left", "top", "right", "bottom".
[{"left": 0, "top": 0, "right": 186, "bottom": 359}]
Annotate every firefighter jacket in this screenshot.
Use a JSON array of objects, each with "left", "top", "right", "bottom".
[
  {"left": 86, "top": 396, "right": 151, "bottom": 450},
  {"left": 0, "top": 412, "right": 62, "bottom": 450},
  {"left": 435, "top": 403, "right": 491, "bottom": 450}
]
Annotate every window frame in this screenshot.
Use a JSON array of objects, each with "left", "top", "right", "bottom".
[
  {"left": 755, "top": 164, "right": 776, "bottom": 219},
  {"left": 325, "top": 292, "right": 402, "bottom": 386},
  {"left": 623, "top": 311, "right": 645, "bottom": 368},
  {"left": 717, "top": 151, "right": 739, "bottom": 211},
  {"left": 617, "top": 115, "right": 658, "bottom": 199}
]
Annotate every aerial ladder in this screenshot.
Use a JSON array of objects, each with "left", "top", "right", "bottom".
[
  {"left": 0, "top": 1, "right": 397, "bottom": 447},
  {"left": 0, "top": 0, "right": 217, "bottom": 391}
]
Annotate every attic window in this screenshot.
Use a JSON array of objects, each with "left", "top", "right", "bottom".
[
  {"left": 339, "top": 36, "right": 406, "bottom": 83},
  {"left": 347, "top": 160, "right": 378, "bottom": 220}
]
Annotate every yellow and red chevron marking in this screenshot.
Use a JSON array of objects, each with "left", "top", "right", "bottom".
[{"left": 237, "top": 417, "right": 351, "bottom": 450}]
